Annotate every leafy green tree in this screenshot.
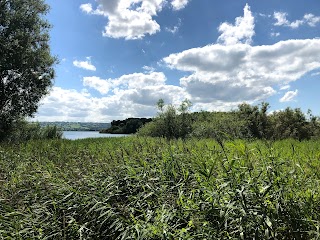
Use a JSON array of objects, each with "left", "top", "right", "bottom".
[
  {"left": 178, "top": 99, "right": 193, "bottom": 139},
  {"left": 178, "top": 99, "right": 192, "bottom": 113},
  {"left": 191, "top": 112, "right": 248, "bottom": 140},
  {"left": 158, "top": 104, "right": 179, "bottom": 139},
  {"left": 269, "top": 108, "right": 313, "bottom": 140},
  {"left": 157, "top": 98, "right": 165, "bottom": 113},
  {"left": 138, "top": 99, "right": 193, "bottom": 139},
  {"left": 237, "top": 102, "right": 270, "bottom": 139},
  {"left": 307, "top": 109, "right": 320, "bottom": 138},
  {"left": 4, "top": 119, "right": 62, "bottom": 142},
  {"left": 0, "top": 0, "right": 56, "bottom": 140},
  {"left": 139, "top": 100, "right": 320, "bottom": 141}
]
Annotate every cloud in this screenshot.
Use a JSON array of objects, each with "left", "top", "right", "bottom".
[
  {"left": 179, "top": 74, "right": 276, "bottom": 103},
  {"left": 164, "top": 39, "right": 320, "bottom": 105},
  {"left": 259, "top": 13, "right": 271, "bottom": 18},
  {"left": 82, "top": 71, "right": 189, "bottom": 107},
  {"left": 80, "top": 0, "right": 164, "bottom": 40},
  {"left": 80, "top": 0, "right": 190, "bottom": 40},
  {"left": 142, "top": 65, "right": 156, "bottom": 73},
  {"left": 217, "top": 4, "right": 255, "bottom": 45},
  {"left": 73, "top": 57, "right": 96, "bottom": 71},
  {"left": 271, "top": 32, "right": 280, "bottom": 37},
  {"left": 274, "top": 12, "right": 320, "bottom": 28},
  {"left": 35, "top": 71, "right": 189, "bottom": 122},
  {"left": 311, "top": 71, "right": 320, "bottom": 76},
  {"left": 165, "top": 18, "right": 181, "bottom": 34},
  {"left": 118, "top": 84, "right": 187, "bottom": 106},
  {"left": 274, "top": 12, "right": 290, "bottom": 26},
  {"left": 80, "top": 3, "right": 93, "bottom": 14},
  {"left": 304, "top": 14, "right": 320, "bottom": 27},
  {"left": 280, "top": 90, "right": 298, "bottom": 102},
  {"left": 83, "top": 72, "right": 167, "bottom": 94},
  {"left": 165, "top": 25, "right": 179, "bottom": 34},
  {"left": 171, "top": 0, "right": 190, "bottom": 11},
  {"left": 279, "top": 85, "right": 290, "bottom": 90},
  {"left": 161, "top": 5, "right": 320, "bottom": 108},
  {"left": 35, "top": 87, "right": 97, "bottom": 122},
  {"left": 83, "top": 76, "right": 112, "bottom": 94}
]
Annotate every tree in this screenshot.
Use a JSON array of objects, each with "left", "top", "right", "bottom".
[
  {"left": 191, "top": 111, "right": 249, "bottom": 140},
  {"left": 157, "top": 98, "right": 165, "bottom": 113},
  {"left": 269, "top": 107, "right": 312, "bottom": 140},
  {"left": 0, "top": 0, "right": 56, "bottom": 139},
  {"left": 138, "top": 99, "right": 193, "bottom": 139},
  {"left": 178, "top": 99, "right": 193, "bottom": 139},
  {"left": 237, "top": 102, "right": 270, "bottom": 139}
]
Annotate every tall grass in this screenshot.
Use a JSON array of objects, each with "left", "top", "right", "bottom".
[{"left": 0, "top": 137, "right": 319, "bottom": 239}]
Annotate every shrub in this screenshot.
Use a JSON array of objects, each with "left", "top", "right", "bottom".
[
  {"left": 0, "top": 119, "right": 62, "bottom": 143},
  {"left": 138, "top": 99, "right": 193, "bottom": 139}
]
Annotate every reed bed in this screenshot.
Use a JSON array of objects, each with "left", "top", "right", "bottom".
[{"left": 0, "top": 137, "right": 319, "bottom": 239}]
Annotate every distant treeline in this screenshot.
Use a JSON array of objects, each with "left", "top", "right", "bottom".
[
  {"left": 100, "top": 118, "right": 152, "bottom": 134},
  {"left": 137, "top": 100, "right": 320, "bottom": 141},
  {"left": 38, "top": 122, "right": 111, "bottom": 131}
]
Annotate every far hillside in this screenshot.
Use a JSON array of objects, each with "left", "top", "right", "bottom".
[{"left": 38, "top": 122, "right": 111, "bottom": 131}]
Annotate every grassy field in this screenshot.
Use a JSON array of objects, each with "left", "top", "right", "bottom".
[{"left": 0, "top": 137, "right": 320, "bottom": 239}]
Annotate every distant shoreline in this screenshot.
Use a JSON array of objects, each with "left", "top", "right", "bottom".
[{"left": 34, "top": 121, "right": 111, "bottom": 132}]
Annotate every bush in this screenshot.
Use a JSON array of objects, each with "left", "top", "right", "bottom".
[
  {"left": 138, "top": 100, "right": 193, "bottom": 139},
  {"left": 138, "top": 100, "right": 320, "bottom": 141},
  {"left": 0, "top": 119, "right": 62, "bottom": 143},
  {"left": 191, "top": 113, "right": 249, "bottom": 140},
  {"left": 269, "top": 108, "right": 315, "bottom": 140}
]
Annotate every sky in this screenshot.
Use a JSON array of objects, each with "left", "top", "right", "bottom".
[{"left": 34, "top": 0, "right": 320, "bottom": 122}]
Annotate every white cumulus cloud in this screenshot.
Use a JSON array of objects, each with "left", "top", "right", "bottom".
[
  {"left": 171, "top": 0, "right": 190, "bottom": 11},
  {"left": 81, "top": 71, "right": 189, "bottom": 108},
  {"left": 73, "top": 57, "right": 96, "bottom": 71},
  {"left": 162, "top": 4, "right": 320, "bottom": 108},
  {"left": 80, "top": 3, "right": 93, "bottom": 14},
  {"left": 35, "top": 71, "right": 189, "bottom": 122},
  {"left": 274, "top": 12, "right": 290, "bottom": 26},
  {"left": 164, "top": 39, "right": 320, "bottom": 105},
  {"left": 274, "top": 12, "right": 320, "bottom": 28},
  {"left": 80, "top": 0, "right": 191, "bottom": 40},
  {"left": 83, "top": 76, "right": 112, "bottom": 94},
  {"left": 280, "top": 90, "right": 298, "bottom": 102},
  {"left": 280, "top": 85, "right": 290, "bottom": 90},
  {"left": 142, "top": 65, "right": 155, "bottom": 73},
  {"left": 83, "top": 72, "right": 168, "bottom": 94},
  {"left": 217, "top": 4, "right": 255, "bottom": 45}
]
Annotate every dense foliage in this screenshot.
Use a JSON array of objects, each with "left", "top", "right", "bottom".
[
  {"left": 0, "top": 0, "right": 56, "bottom": 140},
  {"left": 1, "top": 137, "right": 319, "bottom": 239},
  {"left": 138, "top": 99, "right": 193, "bottom": 139},
  {"left": 100, "top": 118, "right": 152, "bottom": 134},
  {"left": 1, "top": 119, "right": 62, "bottom": 142},
  {"left": 138, "top": 101, "right": 320, "bottom": 141}
]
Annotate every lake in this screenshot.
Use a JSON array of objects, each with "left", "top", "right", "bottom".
[{"left": 63, "top": 131, "right": 129, "bottom": 140}]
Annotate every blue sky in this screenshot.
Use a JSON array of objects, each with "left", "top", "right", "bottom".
[{"left": 35, "top": 0, "right": 320, "bottom": 122}]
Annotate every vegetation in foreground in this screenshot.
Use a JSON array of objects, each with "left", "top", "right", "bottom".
[
  {"left": 1, "top": 137, "right": 319, "bottom": 239},
  {"left": 0, "top": 119, "right": 62, "bottom": 143}
]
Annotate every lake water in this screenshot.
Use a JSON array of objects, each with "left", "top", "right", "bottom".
[{"left": 63, "top": 131, "right": 129, "bottom": 140}]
